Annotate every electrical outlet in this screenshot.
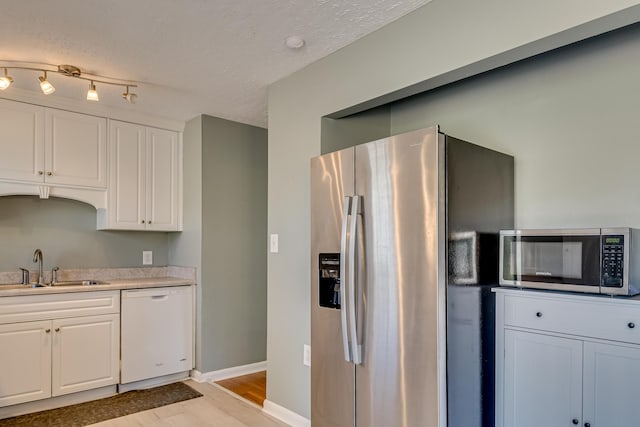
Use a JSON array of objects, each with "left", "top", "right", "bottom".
[
  {"left": 142, "top": 251, "right": 153, "bottom": 265},
  {"left": 303, "top": 344, "right": 311, "bottom": 367},
  {"left": 270, "top": 234, "right": 279, "bottom": 253}
]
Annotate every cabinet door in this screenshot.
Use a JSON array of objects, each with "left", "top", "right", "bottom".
[
  {"left": 583, "top": 342, "right": 640, "bottom": 427},
  {"left": 146, "top": 127, "right": 179, "bottom": 231},
  {"left": 45, "top": 109, "right": 106, "bottom": 188},
  {"left": 0, "top": 320, "right": 51, "bottom": 407},
  {"left": 503, "top": 329, "right": 583, "bottom": 427},
  {"left": 51, "top": 314, "right": 119, "bottom": 397},
  {"left": 108, "top": 120, "right": 146, "bottom": 229},
  {"left": 0, "top": 99, "right": 45, "bottom": 183}
]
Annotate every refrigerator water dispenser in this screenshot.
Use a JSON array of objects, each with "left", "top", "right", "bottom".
[{"left": 319, "top": 253, "right": 340, "bottom": 309}]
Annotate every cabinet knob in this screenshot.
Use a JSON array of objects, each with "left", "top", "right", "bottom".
[
  {"left": 536, "top": 312, "right": 543, "bottom": 318},
  {"left": 38, "top": 171, "right": 44, "bottom": 175},
  {"left": 629, "top": 322, "right": 635, "bottom": 329},
  {"left": 148, "top": 220, "right": 152, "bottom": 224},
  {"left": 584, "top": 423, "right": 591, "bottom": 427},
  {"left": 572, "top": 419, "right": 579, "bottom": 425},
  {"left": 141, "top": 220, "right": 145, "bottom": 224},
  {"left": 47, "top": 171, "right": 53, "bottom": 176},
  {"left": 55, "top": 328, "right": 60, "bottom": 332},
  {"left": 45, "top": 328, "right": 51, "bottom": 333}
]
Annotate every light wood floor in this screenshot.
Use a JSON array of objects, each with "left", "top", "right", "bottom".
[
  {"left": 90, "top": 380, "right": 287, "bottom": 427},
  {"left": 215, "top": 371, "right": 267, "bottom": 407}
]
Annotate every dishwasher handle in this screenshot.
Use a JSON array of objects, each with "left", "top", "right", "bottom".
[{"left": 122, "top": 288, "right": 184, "bottom": 299}]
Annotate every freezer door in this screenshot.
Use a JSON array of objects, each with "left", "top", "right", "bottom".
[
  {"left": 354, "top": 127, "right": 446, "bottom": 427},
  {"left": 311, "top": 147, "right": 356, "bottom": 427}
]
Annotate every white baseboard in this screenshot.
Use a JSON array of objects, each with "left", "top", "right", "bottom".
[
  {"left": 263, "top": 399, "right": 310, "bottom": 427},
  {"left": 190, "top": 360, "right": 267, "bottom": 383}
]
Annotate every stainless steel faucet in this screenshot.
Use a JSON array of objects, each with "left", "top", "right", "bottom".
[
  {"left": 33, "top": 249, "right": 45, "bottom": 286},
  {"left": 19, "top": 267, "right": 30, "bottom": 285},
  {"left": 51, "top": 266, "right": 59, "bottom": 285}
]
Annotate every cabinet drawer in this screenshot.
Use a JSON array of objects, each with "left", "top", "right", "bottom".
[
  {"left": 0, "top": 291, "right": 120, "bottom": 324},
  {"left": 504, "top": 293, "right": 640, "bottom": 345}
]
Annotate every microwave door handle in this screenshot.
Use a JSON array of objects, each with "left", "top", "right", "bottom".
[
  {"left": 349, "top": 195, "right": 362, "bottom": 365},
  {"left": 515, "top": 236, "right": 522, "bottom": 284},
  {"left": 340, "top": 196, "right": 352, "bottom": 362}
]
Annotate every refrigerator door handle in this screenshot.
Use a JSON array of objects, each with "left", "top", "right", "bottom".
[
  {"left": 349, "top": 195, "right": 362, "bottom": 365},
  {"left": 340, "top": 195, "right": 352, "bottom": 362}
]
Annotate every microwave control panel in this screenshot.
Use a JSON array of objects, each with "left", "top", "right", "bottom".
[{"left": 602, "top": 235, "right": 624, "bottom": 288}]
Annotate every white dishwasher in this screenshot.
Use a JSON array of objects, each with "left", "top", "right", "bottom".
[{"left": 120, "top": 286, "right": 194, "bottom": 384}]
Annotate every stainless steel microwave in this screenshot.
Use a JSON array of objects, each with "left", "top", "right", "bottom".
[{"left": 499, "top": 228, "right": 640, "bottom": 296}]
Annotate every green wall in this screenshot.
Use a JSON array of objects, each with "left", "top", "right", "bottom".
[
  {"left": 267, "top": 0, "right": 640, "bottom": 419},
  {"left": 201, "top": 115, "right": 268, "bottom": 371},
  {"left": 0, "top": 195, "right": 169, "bottom": 272},
  {"left": 388, "top": 25, "right": 640, "bottom": 229},
  {"left": 169, "top": 114, "right": 268, "bottom": 373}
]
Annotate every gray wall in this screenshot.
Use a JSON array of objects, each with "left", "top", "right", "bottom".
[
  {"left": 321, "top": 105, "right": 390, "bottom": 154},
  {"left": 201, "top": 115, "right": 268, "bottom": 372},
  {"left": 0, "top": 195, "right": 169, "bottom": 272},
  {"left": 267, "top": 0, "right": 640, "bottom": 419},
  {"left": 388, "top": 25, "right": 640, "bottom": 229},
  {"left": 169, "top": 114, "right": 268, "bottom": 373}
]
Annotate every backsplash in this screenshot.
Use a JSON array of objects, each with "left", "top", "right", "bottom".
[
  {"left": 0, "top": 195, "right": 170, "bottom": 271},
  {"left": 0, "top": 266, "right": 196, "bottom": 285}
]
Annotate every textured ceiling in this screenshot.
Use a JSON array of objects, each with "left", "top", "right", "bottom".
[{"left": 0, "top": 0, "right": 430, "bottom": 127}]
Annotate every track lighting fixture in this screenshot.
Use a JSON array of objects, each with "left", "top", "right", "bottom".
[
  {"left": 86, "top": 81, "right": 99, "bottom": 101},
  {"left": 122, "top": 86, "right": 137, "bottom": 104},
  {"left": 39, "top": 71, "right": 55, "bottom": 95},
  {"left": 0, "top": 62, "right": 137, "bottom": 103},
  {"left": 0, "top": 68, "right": 13, "bottom": 90}
]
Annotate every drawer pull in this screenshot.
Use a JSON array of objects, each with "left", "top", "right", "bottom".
[
  {"left": 572, "top": 419, "right": 579, "bottom": 425},
  {"left": 536, "top": 312, "right": 543, "bottom": 318},
  {"left": 55, "top": 328, "right": 60, "bottom": 332},
  {"left": 45, "top": 329, "right": 51, "bottom": 333},
  {"left": 628, "top": 322, "right": 636, "bottom": 329}
]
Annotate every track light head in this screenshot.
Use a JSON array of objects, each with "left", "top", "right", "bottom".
[
  {"left": 86, "top": 81, "right": 99, "bottom": 101},
  {"left": 122, "top": 86, "right": 138, "bottom": 104},
  {"left": 38, "top": 71, "right": 55, "bottom": 95},
  {"left": 0, "top": 68, "right": 13, "bottom": 90}
]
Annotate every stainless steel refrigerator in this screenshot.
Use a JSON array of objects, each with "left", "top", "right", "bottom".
[{"left": 311, "top": 126, "right": 514, "bottom": 427}]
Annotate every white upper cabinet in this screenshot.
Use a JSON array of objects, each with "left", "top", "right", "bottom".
[
  {"left": 146, "top": 127, "right": 180, "bottom": 231},
  {"left": 0, "top": 99, "right": 45, "bottom": 182},
  {"left": 0, "top": 98, "right": 183, "bottom": 223},
  {"left": 100, "top": 120, "right": 181, "bottom": 231},
  {"left": 45, "top": 109, "right": 107, "bottom": 188},
  {"left": 0, "top": 100, "right": 106, "bottom": 189},
  {"left": 106, "top": 121, "right": 145, "bottom": 229}
]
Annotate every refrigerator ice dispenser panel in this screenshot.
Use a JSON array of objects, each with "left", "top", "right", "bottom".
[{"left": 319, "top": 253, "right": 341, "bottom": 309}]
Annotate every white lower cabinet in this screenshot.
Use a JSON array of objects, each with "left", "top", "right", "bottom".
[
  {"left": 0, "top": 291, "right": 120, "bottom": 408},
  {"left": 51, "top": 314, "right": 119, "bottom": 397},
  {"left": 503, "top": 330, "right": 582, "bottom": 427},
  {"left": 582, "top": 342, "right": 640, "bottom": 427},
  {"left": 0, "top": 320, "right": 51, "bottom": 407},
  {"left": 496, "top": 289, "right": 640, "bottom": 427}
]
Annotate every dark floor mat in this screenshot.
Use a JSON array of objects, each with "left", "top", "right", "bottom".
[{"left": 0, "top": 382, "right": 203, "bottom": 427}]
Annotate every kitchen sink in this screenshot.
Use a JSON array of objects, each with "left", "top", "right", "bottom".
[{"left": 52, "top": 280, "right": 105, "bottom": 287}]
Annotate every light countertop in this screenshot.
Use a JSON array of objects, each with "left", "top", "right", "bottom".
[{"left": 0, "top": 266, "right": 196, "bottom": 297}]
